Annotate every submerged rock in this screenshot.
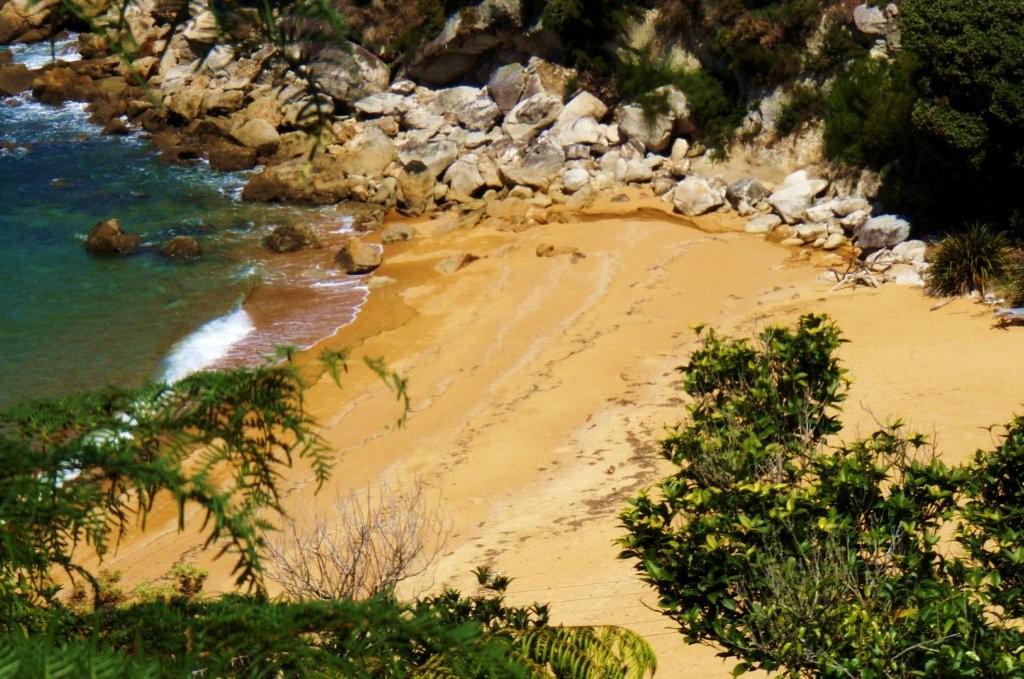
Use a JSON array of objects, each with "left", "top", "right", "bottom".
[
  {"left": 85, "top": 218, "right": 141, "bottom": 255},
  {"left": 160, "top": 235, "right": 202, "bottom": 260},
  {"left": 262, "top": 224, "right": 322, "bottom": 253}
]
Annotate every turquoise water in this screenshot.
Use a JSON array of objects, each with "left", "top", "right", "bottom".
[{"left": 0, "top": 39, "right": 367, "bottom": 406}]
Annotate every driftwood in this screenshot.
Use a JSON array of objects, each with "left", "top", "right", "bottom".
[
  {"left": 994, "top": 308, "right": 1024, "bottom": 327},
  {"left": 828, "top": 261, "right": 883, "bottom": 291}
]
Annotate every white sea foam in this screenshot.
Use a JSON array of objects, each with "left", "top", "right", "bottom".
[
  {"left": 161, "top": 306, "right": 255, "bottom": 383},
  {"left": 7, "top": 34, "right": 81, "bottom": 69}
]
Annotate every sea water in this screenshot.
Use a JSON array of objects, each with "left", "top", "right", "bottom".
[{"left": 0, "top": 37, "right": 367, "bottom": 407}]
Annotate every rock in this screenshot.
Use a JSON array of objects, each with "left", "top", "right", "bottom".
[
  {"left": 503, "top": 92, "right": 562, "bottom": 142},
  {"left": 444, "top": 153, "right": 489, "bottom": 196},
  {"left": 892, "top": 239, "right": 926, "bottom": 264},
  {"left": 354, "top": 92, "right": 408, "bottom": 117},
  {"left": 381, "top": 223, "right": 417, "bottom": 244},
  {"left": 397, "top": 161, "right": 436, "bottom": 216},
  {"left": 855, "top": 214, "right": 911, "bottom": 251},
  {"left": 500, "top": 138, "right": 565, "bottom": 189},
  {"left": 803, "top": 203, "right": 837, "bottom": 223},
  {"left": 335, "top": 237, "right": 381, "bottom": 274},
  {"left": 657, "top": 85, "right": 694, "bottom": 134},
  {"left": 230, "top": 118, "right": 280, "bottom": 154},
  {"left": 822, "top": 233, "right": 847, "bottom": 250},
  {"left": 831, "top": 197, "right": 872, "bottom": 218},
  {"left": 85, "top": 219, "right": 141, "bottom": 255},
  {"left": 670, "top": 138, "right": 689, "bottom": 163},
  {"left": 795, "top": 223, "right": 828, "bottom": 243},
  {"left": 307, "top": 43, "right": 390, "bottom": 105},
  {"left": 397, "top": 138, "right": 460, "bottom": 178},
  {"left": 651, "top": 174, "right": 676, "bottom": 196},
  {"left": 536, "top": 243, "right": 583, "bottom": 258},
  {"left": 552, "top": 91, "right": 608, "bottom": 131},
  {"left": 0, "top": 0, "right": 57, "bottom": 44},
  {"left": 0, "top": 63, "right": 33, "bottom": 96},
  {"left": 435, "top": 252, "right": 479, "bottom": 274},
  {"left": 767, "top": 170, "right": 828, "bottom": 224},
  {"left": 101, "top": 117, "right": 130, "bottom": 136},
  {"left": 745, "top": 214, "right": 782, "bottom": 234},
  {"left": 853, "top": 4, "right": 888, "bottom": 35},
  {"left": 672, "top": 175, "right": 725, "bottom": 216},
  {"left": 406, "top": 1, "right": 556, "bottom": 86},
  {"left": 337, "top": 126, "right": 396, "bottom": 178},
  {"left": 562, "top": 167, "right": 590, "bottom": 193},
  {"left": 622, "top": 158, "right": 653, "bottom": 183},
  {"left": 453, "top": 95, "right": 501, "bottom": 131},
  {"left": 727, "top": 178, "right": 771, "bottom": 207},
  {"left": 31, "top": 67, "right": 93, "bottom": 105},
  {"left": 840, "top": 209, "right": 870, "bottom": 231},
  {"left": 242, "top": 156, "right": 349, "bottom": 204},
  {"left": 263, "top": 224, "right": 322, "bottom": 253},
  {"left": 487, "top": 62, "right": 527, "bottom": 113},
  {"left": 207, "top": 138, "right": 257, "bottom": 171},
  {"left": 552, "top": 116, "right": 603, "bottom": 147},
  {"left": 614, "top": 104, "right": 672, "bottom": 152},
  {"left": 160, "top": 235, "right": 202, "bottom": 260},
  {"left": 367, "top": 275, "right": 396, "bottom": 288}
]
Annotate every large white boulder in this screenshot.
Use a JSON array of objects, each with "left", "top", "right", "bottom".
[
  {"left": 672, "top": 175, "right": 725, "bottom": 216},
  {"left": 768, "top": 170, "right": 828, "bottom": 224},
  {"left": 855, "top": 215, "right": 911, "bottom": 251},
  {"left": 614, "top": 104, "right": 672, "bottom": 152}
]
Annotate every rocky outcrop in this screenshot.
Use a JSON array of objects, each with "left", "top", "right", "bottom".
[
  {"left": 306, "top": 43, "right": 390, "bottom": 106},
  {"left": 334, "top": 236, "right": 381, "bottom": 274},
  {"left": 262, "top": 224, "right": 322, "bottom": 253},
  {"left": 0, "top": 61, "right": 33, "bottom": 95},
  {"left": 85, "top": 219, "right": 141, "bottom": 255},
  {"left": 160, "top": 235, "right": 202, "bottom": 260},
  {"left": 0, "top": 0, "right": 57, "bottom": 44},
  {"left": 404, "top": 0, "right": 557, "bottom": 86}
]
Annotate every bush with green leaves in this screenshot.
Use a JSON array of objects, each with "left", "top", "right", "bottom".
[
  {"left": 0, "top": 352, "right": 655, "bottom": 677},
  {"left": 822, "top": 0, "right": 1024, "bottom": 230},
  {"left": 925, "top": 223, "right": 1010, "bottom": 297},
  {"left": 620, "top": 314, "right": 1024, "bottom": 676}
]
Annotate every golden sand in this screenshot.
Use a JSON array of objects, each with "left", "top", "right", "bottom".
[{"left": 99, "top": 194, "right": 1024, "bottom": 676}]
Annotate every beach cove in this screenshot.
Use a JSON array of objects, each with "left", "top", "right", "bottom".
[{"left": 93, "top": 194, "right": 1024, "bottom": 675}]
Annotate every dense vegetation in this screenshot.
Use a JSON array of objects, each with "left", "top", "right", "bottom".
[
  {"left": 824, "top": 0, "right": 1024, "bottom": 231},
  {"left": 0, "top": 356, "right": 655, "bottom": 676},
  {"left": 621, "top": 314, "right": 1024, "bottom": 676}
]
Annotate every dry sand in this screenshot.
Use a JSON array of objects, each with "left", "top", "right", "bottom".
[{"left": 99, "top": 195, "right": 1024, "bottom": 676}]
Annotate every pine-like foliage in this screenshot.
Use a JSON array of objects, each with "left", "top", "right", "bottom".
[{"left": 0, "top": 361, "right": 332, "bottom": 609}]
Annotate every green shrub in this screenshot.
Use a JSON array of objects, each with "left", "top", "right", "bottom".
[
  {"left": 775, "top": 83, "right": 827, "bottom": 137},
  {"left": 926, "top": 224, "right": 1010, "bottom": 296},
  {"left": 823, "top": 56, "right": 918, "bottom": 168},
  {"left": 620, "top": 315, "right": 1024, "bottom": 676},
  {"left": 998, "top": 250, "right": 1024, "bottom": 307}
]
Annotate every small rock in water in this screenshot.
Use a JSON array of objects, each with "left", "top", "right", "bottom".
[
  {"left": 85, "top": 218, "right": 142, "bottom": 255},
  {"left": 262, "top": 224, "right": 322, "bottom": 253},
  {"left": 160, "top": 235, "right": 202, "bottom": 260}
]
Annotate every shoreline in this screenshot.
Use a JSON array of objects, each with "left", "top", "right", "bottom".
[{"left": 89, "top": 192, "right": 1024, "bottom": 675}]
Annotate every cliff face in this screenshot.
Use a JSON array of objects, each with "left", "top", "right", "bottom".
[{"left": 1, "top": 0, "right": 923, "bottom": 278}]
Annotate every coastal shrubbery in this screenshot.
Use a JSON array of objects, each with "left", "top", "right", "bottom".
[
  {"left": 0, "top": 355, "right": 655, "bottom": 677},
  {"left": 925, "top": 224, "right": 1011, "bottom": 297},
  {"left": 821, "top": 0, "right": 1024, "bottom": 231},
  {"left": 621, "top": 315, "right": 1024, "bottom": 676}
]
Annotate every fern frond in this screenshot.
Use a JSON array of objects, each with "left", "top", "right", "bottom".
[{"left": 516, "top": 625, "right": 657, "bottom": 679}]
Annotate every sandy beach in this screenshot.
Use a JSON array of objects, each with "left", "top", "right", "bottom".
[{"left": 99, "top": 195, "right": 1024, "bottom": 676}]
